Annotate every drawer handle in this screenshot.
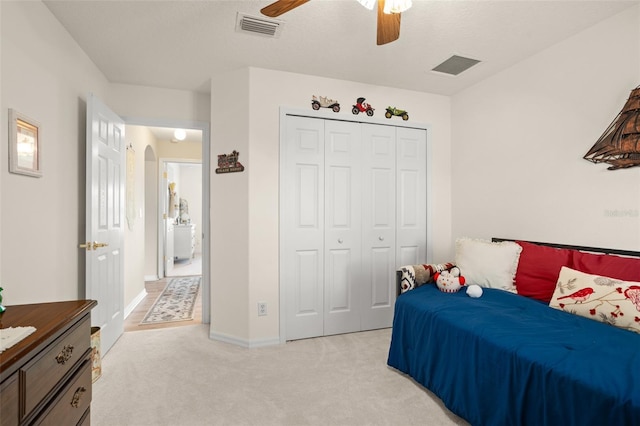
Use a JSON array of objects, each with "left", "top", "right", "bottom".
[
  {"left": 70, "top": 386, "right": 86, "bottom": 408},
  {"left": 55, "top": 344, "right": 74, "bottom": 365}
]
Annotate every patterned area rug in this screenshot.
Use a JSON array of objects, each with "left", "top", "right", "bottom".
[{"left": 140, "top": 276, "right": 201, "bottom": 325}]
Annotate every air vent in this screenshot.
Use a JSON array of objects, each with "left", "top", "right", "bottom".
[
  {"left": 236, "top": 13, "right": 284, "bottom": 38},
  {"left": 432, "top": 55, "right": 481, "bottom": 76}
]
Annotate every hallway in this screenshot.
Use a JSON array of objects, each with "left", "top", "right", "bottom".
[
  {"left": 124, "top": 254, "right": 203, "bottom": 332},
  {"left": 169, "top": 253, "right": 202, "bottom": 277}
]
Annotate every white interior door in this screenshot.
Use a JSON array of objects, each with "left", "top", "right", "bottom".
[
  {"left": 281, "top": 116, "right": 325, "bottom": 340},
  {"left": 84, "top": 93, "right": 125, "bottom": 355},
  {"left": 361, "top": 124, "right": 397, "bottom": 330},
  {"left": 324, "top": 120, "right": 362, "bottom": 336}
]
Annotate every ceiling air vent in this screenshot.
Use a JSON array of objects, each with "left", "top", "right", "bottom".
[
  {"left": 236, "top": 13, "right": 284, "bottom": 38},
  {"left": 432, "top": 55, "right": 481, "bottom": 76}
]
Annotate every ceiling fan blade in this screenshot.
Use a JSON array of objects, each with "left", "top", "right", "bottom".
[
  {"left": 261, "top": 0, "right": 310, "bottom": 18},
  {"left": 377, "top": 0, "right": 401, "bottom": 45}
]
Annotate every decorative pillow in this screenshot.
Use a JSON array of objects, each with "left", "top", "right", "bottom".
[
  {"left": 454, "top": 238, "right": 522, "bottom": 291},
  {"left": 514, "top": 241, "right": 573, "bottom": 304},
  {"left": 549, "top": 266, "right": 640, "bottom": 334},
  {"left": 571, "top": 250, "right": 640, "bottom": 282},
  {"left": 398, "top": 263, "right": 455, "bottom": 293}
]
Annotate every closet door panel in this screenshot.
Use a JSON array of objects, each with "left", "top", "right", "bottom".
[
  {"left": 396, "top": 127, "right": 427, "bottom": 267},
  {"left": 361, "top": 124, "right": 396, "bottom": 331},
  {"left": 282, "top": 116, "right": 325, "bottom": 340},
  {"left": 324, "top": 121, "right": 361, "bottom": 336},
  {"left": 293, "top": 250, "right": 322, "bottom": 314}
]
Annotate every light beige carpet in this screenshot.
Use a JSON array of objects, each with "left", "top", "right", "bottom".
[{"left": 92, "top": 325, "right": 468, "bottom": 426}]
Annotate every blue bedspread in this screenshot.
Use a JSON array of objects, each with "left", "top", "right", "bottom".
[{"left": 387, "top": 284, "right": 640, "bottom": 426}]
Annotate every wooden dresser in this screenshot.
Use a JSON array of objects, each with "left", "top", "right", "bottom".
[{"left": 0, "top": 300, "right": 97, "bottom": 426}]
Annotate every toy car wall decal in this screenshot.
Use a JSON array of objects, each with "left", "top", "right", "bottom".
[
  {"left": 385, "top": 106, "right": 409, "bottom": 121},
  {"left": 311, "top": 95, "right": 340, "bottom": 112},
  {"left": 352, "top": 97, "right": 374, "bottom": 116}
]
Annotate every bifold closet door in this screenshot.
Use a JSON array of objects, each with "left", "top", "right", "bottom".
[
  {"left": 281, "top": 116, "right": 325, "bottom": 341},
  {"left": 324, "top": 120, "right": 362, "bottom": 336},
  {"left": 282, "top": 115, "right": 427, "bottom": 341},
  {"left": 360, "top": 124, "right": 397, "bottom": 331}
]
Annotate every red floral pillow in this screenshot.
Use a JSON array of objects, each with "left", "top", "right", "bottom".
[
  {"left": 514, "top": 241, "right": 573, "bottom": 304},
  {"left": 550, "top": 266, "right": 640, "bottom": 334}
]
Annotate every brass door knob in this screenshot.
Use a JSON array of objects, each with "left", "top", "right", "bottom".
[{"left": 79, "top": 241, "right": 109, "bottom": 250}]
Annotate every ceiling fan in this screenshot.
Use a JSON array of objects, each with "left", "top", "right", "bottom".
[{"left": 260, "top": 0, "right": 409, "bottom": 45}]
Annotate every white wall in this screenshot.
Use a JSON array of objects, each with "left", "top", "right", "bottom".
[
  {"left": 144, "top": 145, "right": 159, "bottom": 279},
  {"left": 0, "top": 2, "right": 211, "bottom": 308},
  {"left": 1, "top": 1, "right": 110, "bottom": 304},
  {"left": 156, "top": 140, "right": 203, "bottom": 160},
  {"left": 210, "top": 68, "right": 251, "bottom": 343},
  {"left": 211, "top": 67, "right": 452, "bottom": 346},
  {"left": 123, "top": 125, "right": 156, "bottom": 309},
  {"left": 107, "top": 83, "right": 210, "bottom": 124},
  {"left": 452, "top": 6, "right": 640, "bottom": 251}
]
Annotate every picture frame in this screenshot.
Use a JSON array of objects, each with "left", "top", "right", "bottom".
[{"left": 9, "top": 108, "right": 42, "bottom": 177}]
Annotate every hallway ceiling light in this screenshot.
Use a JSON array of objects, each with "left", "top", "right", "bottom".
[{"left": 174, "top": 129, "right": 187, "bottom": 141}]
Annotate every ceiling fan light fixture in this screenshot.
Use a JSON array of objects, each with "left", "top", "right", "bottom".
[
  {"left": 384, "top": 0, "right": 412, "bottom": 14},
  {"left": 357, "top": 0, "right": 376, "bottom": 10}
]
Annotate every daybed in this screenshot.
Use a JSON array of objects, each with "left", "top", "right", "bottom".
[{"left": 387, "top": 238, "right": 640, "bottom": 426}]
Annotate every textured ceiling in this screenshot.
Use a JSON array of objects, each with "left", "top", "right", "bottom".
[{"left": 44, "top": 0, "right": 639, "bottom": 97}]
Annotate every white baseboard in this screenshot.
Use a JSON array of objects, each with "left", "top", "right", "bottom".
[
  {"left": 124, "top": 289, "right": 148, "bottom": 319},
  {"left": 144, "top": 275, "right": 159, "bottom": 281},
  {"left": 209, "top": 330, "right": 280, "bottom": 348}
]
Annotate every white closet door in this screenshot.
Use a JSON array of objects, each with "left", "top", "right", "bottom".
[
  {"left": 282, "top": 116, "right": 325, "bottom": 340},
  {"left": 361, "top": 124, "right": 397, "bottom": 330},
  {"left": 396, "top": 127, "right": 427, "bottom": 266},
  {"left": 324, "top": 120, "right": 362, "bottom": 335}
]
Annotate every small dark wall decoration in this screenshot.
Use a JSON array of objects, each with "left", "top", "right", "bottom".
[
  {"left": 584, "top": 85, "right": 640, "bottom": 170},
  {"left": 216, "top": 150, "right": 244, "bottom": 174}
]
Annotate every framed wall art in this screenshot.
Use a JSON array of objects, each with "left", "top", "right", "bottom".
[{"left": 9, "top": 108, "right": 42, "bottom": 177}]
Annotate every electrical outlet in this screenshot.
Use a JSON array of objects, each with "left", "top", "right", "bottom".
[{"left": 258, "top": 302, "right": 267, "bottom": 316}]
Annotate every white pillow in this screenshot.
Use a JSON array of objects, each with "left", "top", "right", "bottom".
[{"left": 455, "top": 238, "right": 522, "bottom": 291}]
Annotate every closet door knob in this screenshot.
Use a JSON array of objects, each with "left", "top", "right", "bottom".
[
  {"left": 338, "top": 238, "right": 343, "bottom": 244},
  {"left": 379, "top": 236, "right": 384, "bottom": 241}
]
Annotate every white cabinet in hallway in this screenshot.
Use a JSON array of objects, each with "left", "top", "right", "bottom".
[
  {"left": 281, "top": 113, "right": 428, "bottom": 341},
  {"left": 174, "top": 224, "right": 196, "bottom": 260}
]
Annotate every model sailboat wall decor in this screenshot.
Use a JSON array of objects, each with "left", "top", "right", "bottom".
[{"left": 584, "top": 85, "right": 640, "bottom": 170}]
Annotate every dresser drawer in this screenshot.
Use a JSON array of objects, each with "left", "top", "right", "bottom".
[
  {"left": 35, "top": 356, "right": 92, "bottom": 426},
  {"left": 21, "top": 317, "right": 91, "bottom": 418},
  {"left": 0, "top": 373, "right": 19, "bottom": 426}
]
